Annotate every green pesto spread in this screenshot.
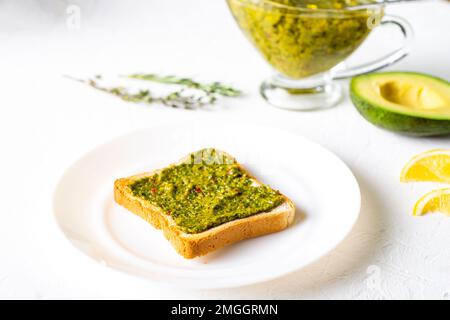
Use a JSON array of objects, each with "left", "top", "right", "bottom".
[
  {"left": 227, "top": 0, "right": 383, "bottom": 78},
  {"left": 129, "top": 149, "right": 285, "bottom": 234}
]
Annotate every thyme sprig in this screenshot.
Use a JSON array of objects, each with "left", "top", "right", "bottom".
[
  {"left": 66, "top": 74, "right": 240, "bottom": 110},
  {"left": 127, "top": 74, "right": 242, "bottom": 97}
]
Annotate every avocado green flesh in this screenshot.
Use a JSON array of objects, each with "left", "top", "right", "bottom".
[
  {"left": 129, "top": 149, "right": 285, "bottom": 234},
  {"left": 350, "top": 72, "right": 450, "bottom": 136}
]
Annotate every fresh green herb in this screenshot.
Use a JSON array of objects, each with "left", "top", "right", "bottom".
[
  {"left": 65, "top": 74, "right": 241, "bottom": 110},
  {"left": 127, "top": 74, "right": 242, "bottom": 97}
]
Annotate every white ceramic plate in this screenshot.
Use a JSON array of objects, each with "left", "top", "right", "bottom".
[{"left": 53, "top": 122, "right": 360, "bottom": 289}]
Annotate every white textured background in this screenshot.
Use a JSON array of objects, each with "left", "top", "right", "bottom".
[{"left": 0, "top": 0, "right": 449, "bottom": 299}]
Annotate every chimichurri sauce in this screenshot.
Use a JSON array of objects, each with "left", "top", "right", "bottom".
[
  {"left": 129, "top": 149, "right": 285, "bottom": 234},
  {"left": 227, "top": 0, "right": 383, "bottom": 78}
]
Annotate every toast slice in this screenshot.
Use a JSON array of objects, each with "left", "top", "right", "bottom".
[{"left": 114, "top": 149, "right": 295, "bottom": 259}]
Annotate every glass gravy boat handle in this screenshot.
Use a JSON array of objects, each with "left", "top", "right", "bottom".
[{"left": 333, "top": 14, "right": 414, "bottom": 80}]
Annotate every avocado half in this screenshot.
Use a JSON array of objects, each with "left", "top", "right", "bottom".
[{"left": 350, "top": 72, "right": 450, "bottom": 136}]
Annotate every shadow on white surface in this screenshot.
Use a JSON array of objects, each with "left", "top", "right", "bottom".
[{"left": 215, "top": 168, "right": 385, "bottom": 298}]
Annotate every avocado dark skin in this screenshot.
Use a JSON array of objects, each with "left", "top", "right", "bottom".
[{"left": 351, "top": 91, "right": 450, "bottom": 137}]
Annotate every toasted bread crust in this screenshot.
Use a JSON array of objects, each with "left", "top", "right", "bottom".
[{"left": 113, "top": 153, "right": 295, "bottom": 259}]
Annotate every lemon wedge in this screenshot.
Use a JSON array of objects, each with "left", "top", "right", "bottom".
[
  {"left": 400, "top": 149, "right": 450, "bottom": 183},
  {"left": 413, "top": 188, "right": 450, "bottom": 216}
]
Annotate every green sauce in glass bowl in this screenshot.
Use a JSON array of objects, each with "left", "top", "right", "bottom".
[{"left": 227, "top": 0, "right": 384, "bottom": 79}]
